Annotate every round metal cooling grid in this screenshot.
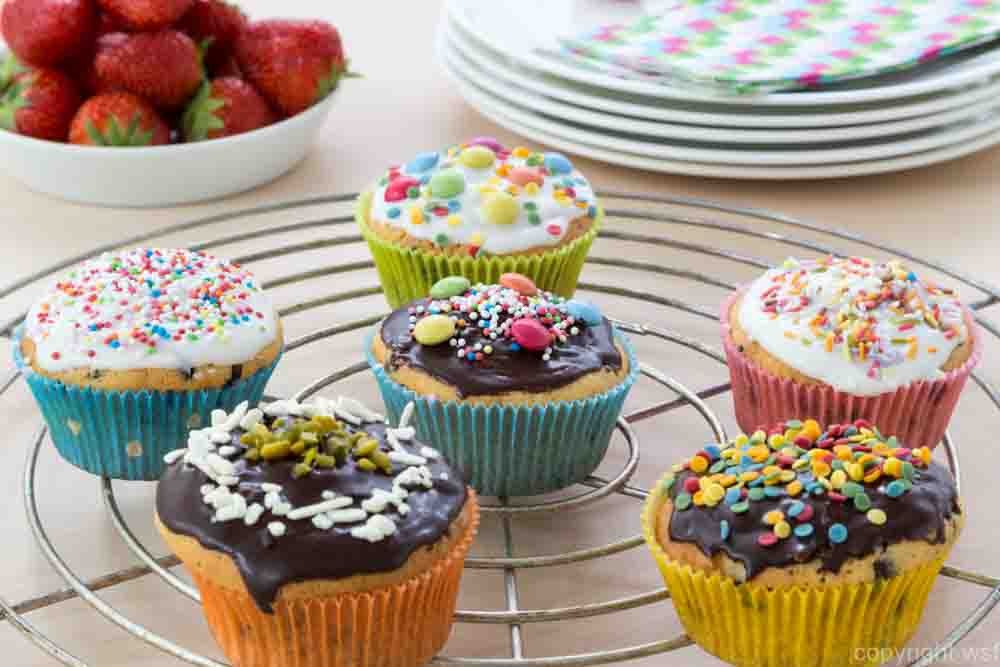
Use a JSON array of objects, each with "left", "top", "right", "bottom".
[{"left": 0, "top": 192, "right": 995, "bottom": 666}]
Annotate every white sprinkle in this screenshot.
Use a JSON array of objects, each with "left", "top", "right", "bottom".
[
  {"left": 390, "top": 426, "right": 415, "bottom": 441},
  {"left": 210, "top": 409, "right": 228, "bottom": 428},
  {"left": 362, "top": 488, "right": 407, "bottom": 514},
  {"left": 399, "top": 402, "right": 415, "bottom": 429},
  {"left": 268, "top": 522, "right": 286, "bottom": 538},
  {"left": 328, "top": 508, "right": 368, "bottom": 524},
  {"left": 239, "top": 408, "right": 264, "bottom": 431},
  {"left": 440, "top": 472, "right": 450, "bottom": 480},
  {"left": 420, "top": 446, "right": 440, "bottom": 460},
  {"left": 339, "top": 397, "right": 384, "bottom": 423},
  {"left": 217, "top": 475, "right": 240, "bottom": 487},
  {"left": 272, "top": 502, "right": 292, "bottom": 517},
  {"left": 206, "top": 454, "right": 236, "bottom": 477},
  {"left": 244, "top": 503, "right": 265, "bottom": 526},
  {"left": 286, "top": 497, "right": 353, "bottom": 521},
  {"left": 163, "top": 449, "right": 186, "bottom": 465},
  {"left": 264, "top": 491, "right": 282, "bottom": 510},
  {"left": 386, "top": 430, "right": 403, "bottom": 452},
  {"left": 264, "top": 400, "right": 302, "bottom": 417},
  {"left": 200, "top": 484, "right": 215, "bottom": 495},
  {"left": 322, "top": 490, "right": 336, "bottom": 500},
  {"left": 351, "top": 514, "right": 397, "bottom": 542},
  {"left": 209, "top": 429, "right": 232, "bottom": 444},
  {"left": 260, "top": 483, "right": 283, "bottom": 494},
  {"left": 223, "top": 402, "right": 248, "bottom": 432},
  {"left": 312, "top": 514, "right": 333, "bottom": 530},
  {"left": 218, "top": 445, "right": 238, "bottom": 458},
  {"left": 389, "top": 451, "right": 427, "bottom": 466}
]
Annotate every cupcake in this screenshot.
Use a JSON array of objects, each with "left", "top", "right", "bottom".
[
  {"left": 643, "top": 419, "right": 963, "bottom": 667},
  {"left": 723, "top": 256, "right": 980, "bottom": 450},
  {"left": 356, "top": 136, "right": 602, "bottom": 308},
  {"left": 366, "top": 273, "right": 638, "bottom": 496},
  {"left": 156, "top": 396, "right": 478, "bottom": 667},
  {"left": 15, "top": 248, "right": 282, "bottom": 480}
]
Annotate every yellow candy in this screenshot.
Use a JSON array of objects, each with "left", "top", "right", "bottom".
[
  {"left": 768, "top": 434, "right": 786, "bottom": 449},
  {"left": 733, "top": 434, "right": 749, "bottom": 447},
  {"left": 481, "top": 192, "right": 520, "bottom": 226},
  {"left": 689, "top": 455, "right": 709, "bottom": 474},
  {"left": 864, "top": 468, "right": 882, "bottom": 484},
  {"left": 495, "top": 164, "right": 511, "bottom": 177},
  {"left": 848, "top": 462, "right": 865, "bottom": 481},
  {"left": 764, "top": 510, "right": 784, "bottom": 525},
  {"left": 412, "top": 314, "right": 456, "bottom": 346},
  {"left": 774, "top": 521, "right": 792, "bottom": 539},
  {"left": 409, "top": 208, "right": 424, "bottom": 226},
  {"left": 447, "top": 215, "right": 462, "bottom": 227},
  {"left": 866, "top": 509, "right": 887, "bottom": 525},
  {"left": 779, "top": 470, "right": 796, "bottom": 483},
  {"left": 812, "top": 461, "right": 831, "bottom": 478},
  {"left": 720, "top": 474, "right": 738, "bottom": 487},
  {"left": 884, "top": 457, "right": 903, "bottom": 478},
  {"left": 786, "top": 480, "right": 803, "bottom": 496},
  {"left": 505, "top": 185, "right": 520, "bottom": 196},
  {"left": 524, "top": 182, "right": 540, "bottom": 196},
  {"left": 460, "top": 145, "right": 496, "bottom": 169},
  {"left": 834, "top": 444, "right": 853, "bottom": 461},
  {"left": 706, "top": 483, "right": 725, "bottom": 503},
  {"left": 693, "top": 491, "right": 705, "bottom": 506},
  {"left": 831, "top": 469, "right": 847, "bottom": 489},
  {"left": 741, "top": 471, "right": 760, "bottom": 483},
  {"left": 801, "top": 419, "right": 821, "bottom": 442},
  {"left": 512, "top": 146, "right": 531, "bottom": 158},
  {"left": 469, "top": 232, "right": 484, "bottom": 246},
  {"left": 747, "top": 445, "right": 770, "bottom": 462}
]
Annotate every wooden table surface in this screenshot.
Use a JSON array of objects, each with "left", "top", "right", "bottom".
[{"left": 1, "top": 2, "right": 998, "bottom": 665}]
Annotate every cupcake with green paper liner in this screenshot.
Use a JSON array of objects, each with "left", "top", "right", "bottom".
[
  {"left": 366, "top": 273, "right": 638, "bottom": 496},
  {"left": 643, "top": 418, "right": 963, "bottom": 667},
  {"left": 356, "top": 137, "right": 602, "bottom": 308},
  {"left": 14, "top": 248, "right": 283, "bottom": 480}
]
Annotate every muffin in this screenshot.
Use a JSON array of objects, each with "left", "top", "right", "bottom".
[
  {"left": 156, "top": 396, "right": 478, "bottom": 667},
  {"left": 643, "top": 419, "right": 963, "bottom": 667},
  {"left": 366, "top": 273, "right": 638, "bottom": 496},
  {"left": 723, "top": 256, "right": 980, "bottom": 450},
  {"left": 356, "top": 136, "right": 602, "bottom": 308},
  {"left": 15, "top": 248, "right": 282, "bottom": 480}
]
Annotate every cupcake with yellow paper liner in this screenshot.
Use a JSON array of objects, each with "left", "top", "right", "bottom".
[
  {"left": 156, "top": 395, "right": 478, "bottom": 667},
  {"left": 367, "top": 273, "right": 638, "bottom": 496},
  {"left": 723, "top": 255, "right": 980, "bottom": 451},
  {"left": 643, "top": 418, "right": 963, "bottom": 667},
  {"left": 356, "top": 136, "right": 602, "bottom": 308}
]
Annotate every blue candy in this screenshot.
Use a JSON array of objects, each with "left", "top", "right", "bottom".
[
  {"left": 544, "top": 153, "right": 574, "bottom": 175},
  {"left": 828, "top": 523, "right": 848, "bottom": 544},
  {"left": 406, "top": 151, "right": 439, "bottom": 173},
  {"left": 794, "top": 524, "right": 814, "bottom": 538},
  {"left": 566, "top": 299, "right": 602, "bottom": 326},
  {"left": 720, "top": 520, "right": 731, "bottom": 541},
  {"left": 725, "top": 487, "right": 742, "bottom": 505}
]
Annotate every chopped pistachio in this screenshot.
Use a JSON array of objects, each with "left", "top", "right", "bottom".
[
  {"left": 354, "top": 438, "right": 378, "bottom": 458},
  {"left": 261, "top": 440, "right": 291, "bottom": 460},
  {"left": 292, "top": 462, "right": 313, "bottom": 478},
  {"left": 290, "top": 440, "right": 306, "bottom": 455},
  {"left": 357, "top": 458, "right": 377, "bottom": 472}
]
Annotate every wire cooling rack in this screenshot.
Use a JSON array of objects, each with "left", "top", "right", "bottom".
[{"left": 0, "top": 192, "right": 998, "bottom": 666}]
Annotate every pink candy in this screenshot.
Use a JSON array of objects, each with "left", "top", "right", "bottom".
[
  {"left": 511, "top": 318, "right": 551, "bottom": 351},
  {"left": 384, "top": 177, "right": 420, "bottom": 203},
  {"left": 500, "top": 272, "right": 538, "bottom": 296},
  {"left": 467, "top": 136, "right": 504, "bottom": 153},
  {"left": 508, "top": 167, "right": 544, "bottom": 187}
]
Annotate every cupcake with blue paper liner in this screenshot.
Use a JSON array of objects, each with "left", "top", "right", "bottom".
[
  {"left": 723, "top": 256, "right": 980, "bottom": 451},
  {"left": 15, "top": 248, "right": 283, "bottom": 480},
  {"left": 643, "top": 418, "right": 963, "bottom": 667},
  {"left": 366, "top": 272, "right": 637, "bottom": 496},
  {"left": 356, "top": 136, "right": 602, "bottom": 308}
]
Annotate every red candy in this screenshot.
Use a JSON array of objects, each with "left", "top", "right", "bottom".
[
  {"left": 508, "top": 166, "right": 544, "bottom": 187},
  {"left": 796, "top": 504, "right": 814, "bottom": 522},
  {"left": 500, "top": 272, "right": 538, "bottom": 296},
  {"left": 757, "top": 533, "right": 778, "bottom": 547},
  {"left": 683, "top": 477, "right": 701, "bottom": 494},
  {"left": 511, "top": 318, "right": 550, "bottom": 351},
  {"left": 384, "top": 177, "right": 420, "bottom": 203}
]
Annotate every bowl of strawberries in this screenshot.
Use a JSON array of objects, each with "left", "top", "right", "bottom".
[{"left": 0, "top": 0, "right": 354, "bottom": 207}]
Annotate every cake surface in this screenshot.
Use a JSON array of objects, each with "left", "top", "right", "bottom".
[
  {"left": 732, "top": 256, "right": 971, "bottom": 396},
  {"left": 156, "top": 397, "right": 470, "bottom": 612},
  {"left": 653, "top": 419, "right": 962, "bottom": 587},
  {"left": 22, "top": 248, "right": 282, "bottom": 389},
  {"left": 365, "top": 137, "right": 599, "bottom": 256},
  {"left": 373, "top": 276, "right": 627, "bottom": 403}
]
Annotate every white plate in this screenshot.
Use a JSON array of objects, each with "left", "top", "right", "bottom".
[
  {"left": 443, "top": 22, "right": 1000, "bottom": 146},
  {"left": 448, "top": 0, "right": 1000, "bottom": 108},
  {"left": 441, "top": 38, "right": 1000, "bottom": 166},
  {"left": 445, "top": 12, "right": 1000, "bottom": 129}
]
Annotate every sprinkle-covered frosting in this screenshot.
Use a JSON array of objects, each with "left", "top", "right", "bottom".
[
  {"left": 156, "top": 397, "right": 468, "bottom": 612},
  {"left": 738, "top": 256, "right": 968, "bottom": 395},
  {"left": 25, "top": 248, "right": 279, "bottom": 373},
  {"left": 661, "top": 419, "right": 960, "bottom": 580},
  {"left": 379, "top": 274, "right": 623, "bottom": 397},
  {"left": 369, "top": 137, "right": 598, "bottom": 255}
]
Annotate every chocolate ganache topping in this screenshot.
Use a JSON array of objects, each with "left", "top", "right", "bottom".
[
  {"left": 378, "top": 274, "right": 624, "bottom": 398},
  {"left": 156, "top": 397, "right": 468, "bottom": 612},
  {"left": 661, "top": 419, "right": 960, "bottom": 579}
]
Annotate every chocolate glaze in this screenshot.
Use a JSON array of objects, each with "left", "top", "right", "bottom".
[
  {"left": 156, "top": 420, "right": 468, "bottom": 613},
  {"left": 380, "top": 299, "right": 623, "bottom": 398},
  {"left": 666, "top": 462, "right": 960, "bottom": 580}
]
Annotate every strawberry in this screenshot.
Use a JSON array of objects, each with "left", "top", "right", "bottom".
[
  {"left": 182, "top": 78, "right": 275, "bottom": 142},
  {"left": 94, "top": 30, "right": 204, "bottom": 110},
  {"left": 211, "top": 56, "right": 242, "bottom": 79},
  {"left": 235, "top": 19, "right": 354, "bottom": 117},
  {"left": 1, "top": 0, "right": 96, "bottom": 66},
  {"left": 0, "top": 68, "right": 80, "bottom": 141},
  {"left": 178, "top": 0, "right": 247, "bottom": 73},
  {"left": 95, "top": 0, "right": 194, "bottom": 32},
  {"left": 69, "top": 92, "right": 170, "bottom": 146},
  {"left": 67, "top": 32, "right": 126, "bottom": 96}
]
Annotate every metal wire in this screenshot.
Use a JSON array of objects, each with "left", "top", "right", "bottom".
[{"left": 2, "top": 191, "right": 998, "bottom": 667}]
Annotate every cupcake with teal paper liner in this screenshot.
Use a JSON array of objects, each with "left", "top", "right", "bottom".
[
  {"left": 643, "top": 418, "right": 963, "bottom": 667},
  {"left": 356, "top": 136, "right": 602, "bottom": 308},
  {"left": 366, "top": 273, "right": 637, "bottom": 496},
  {"left": 15, "top": 248, "right": 283, "bottom": 480},
  {"left": 723, "top": 256, "right": 980, "bottom": 451}
]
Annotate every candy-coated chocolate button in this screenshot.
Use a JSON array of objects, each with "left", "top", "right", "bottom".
[
  {"left": 544, "top": 153, "right": 573, "bottom": 174},
  {"left": 499, "top": 272, "right": 537, "bottom": 296},
  {"left": 429, "top": 169, "right": 465, "bottom": 199},
  {"left": 430, "top": 276, "right": 471, "bottom": 299},
  {"left": 467, "top": 136, "right": 504, "bottom": 153},
  {"left": 384, "top": 177, "right": 421, "bottom": 203},
  {"left": 566, "top": 299, "right": 602, "bottom": 325},
  {"left": 481, "top": 192, "right": 520, "bottom": 226},
  {"left": 406, "top": 151, "right": 439, "bottom": 173},
  {"left": 460, "top": 145, "right": 496, "bottom": 169},
  {"left": 510, "top": 319, "right": 550, "bottom": 351},
  {"left": 413, "top": 315, "right": 456, "bottom": 346},
  {"left": 508, "top": 166, "right": 544, "bottom": 187}
]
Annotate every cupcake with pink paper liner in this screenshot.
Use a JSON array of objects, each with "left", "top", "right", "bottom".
[{"left": 722, "top": 256, "right": 981, "bottom": 450}]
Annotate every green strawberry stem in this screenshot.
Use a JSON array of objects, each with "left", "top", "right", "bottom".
[
  {"left": 85, "top": 114, "right": 156, "bottom": 147},
  {"left": 182, "top": 81, "right": 226, "bottom": 142},
  {"left": 0, "top": 79, "right": 30, "bottom": 133},
  {"left": 0, "top": 54, "right": 25, "bottom": 93}
]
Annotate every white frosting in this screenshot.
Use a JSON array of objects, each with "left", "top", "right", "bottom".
[
  {"left": 24, "top": 248, "right": 279, "bottom": 373},
  {"left": 369, "top": 140, "right": 598, "bottom": 255},
  {"left": 737, "top": 257, "right": 968, "bottom": 396}
]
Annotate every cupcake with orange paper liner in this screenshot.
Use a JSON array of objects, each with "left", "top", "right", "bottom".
[
  {"left": 356, "top": 137, "right": 602, "bottom": 308},
  {"left": 155, "top": 395, "right": 478, "bottom": 667},
  {"left": 643, "top": 418, "right": 963, "bottom": 667},
  {"left": 722, "top": 256, "right": 980, "bottom": 450}
]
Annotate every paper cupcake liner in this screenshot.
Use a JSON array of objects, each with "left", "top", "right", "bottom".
[
  {"left": 356, "top": 190, "right": 600, "bottom": 309},
  {"left": 13, "top": 326, "right": 280, "bottom": 481},
  {"left": 642, "top": 476, "right": 949, "bottom": 667},
  {"left": 190, "top": 493, "right": 479, "bottom": 667},
  {"left": 365, "top": 328, "right": 638, "bottom": 497},
  {"left": 721, "top": 290, "right": 981, "bottom": 450}
]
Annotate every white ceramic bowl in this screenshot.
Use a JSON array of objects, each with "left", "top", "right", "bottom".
[{"left": 0, "top": 72, "right": 337, "bottom": 207}]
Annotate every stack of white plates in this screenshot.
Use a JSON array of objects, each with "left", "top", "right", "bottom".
[{"left": 437, "top": 0, "right": 1000, "bottom": 179}]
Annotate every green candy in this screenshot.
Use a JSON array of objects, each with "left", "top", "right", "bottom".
[
  {"left": 748, "top": 487, "right": 766, "bottom": 501},
  {"left": 430, "top": 276, "right": 471, "bottom": 299},
  {"left": 675, "top": 492, "right": 692, "bottom": 510},
  {"left": 459, "top": 145, "right": 495, "bottom": 169},
  {"left": 413, "top": 314, "right": 456, "bottom": 346},
  {"left": 853, "top": 492, "right": 872, "bottom": 512},
  {"left": 430, "top": 168, "right": 465, "bottom": 199},
  {"left": 481, "top": 192, "right": 520, "bottom": 226}
]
